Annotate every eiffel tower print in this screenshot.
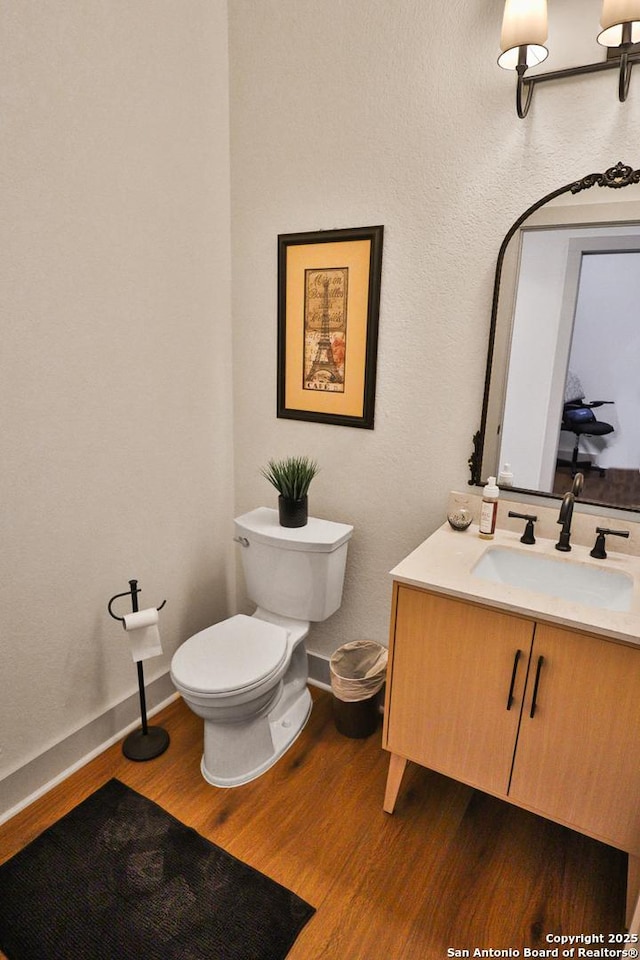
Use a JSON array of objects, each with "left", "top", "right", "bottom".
[{"left": 304, "top": 270, "right": 347, "bottom": 391}]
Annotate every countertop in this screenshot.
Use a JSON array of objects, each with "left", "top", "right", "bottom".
[{"left": 390, "top": 522, "right": 640, "bottom": 647}]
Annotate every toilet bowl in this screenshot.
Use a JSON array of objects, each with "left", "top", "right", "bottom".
[{"left": 170, "top": 507, "right": 353, "bottom": 787}]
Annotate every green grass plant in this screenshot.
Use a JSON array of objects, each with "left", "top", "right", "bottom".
[{"left": 261, "top": 456, "right": 319, "bottom": 501}]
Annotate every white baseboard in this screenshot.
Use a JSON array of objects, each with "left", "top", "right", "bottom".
[
  {"left": 307, "top": 650, "right": 332, "bottom": 692},
  {"left": 0, "top": 672, "right": 177, "bottom": 826}
]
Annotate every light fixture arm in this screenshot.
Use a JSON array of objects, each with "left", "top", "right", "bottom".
[
  {"left": 516, "top": 47, "right": 534, "bottom": 118},
  {"left": 619, "top": 48, "right": 633, "bottom": 99},
  {"left": 513, "top": 42, "right": 640, "bottom": 117},
  {"left": 618, "top": 22, "right": 634, "bottom": 101}
]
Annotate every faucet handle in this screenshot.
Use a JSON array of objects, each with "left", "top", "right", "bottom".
[
  {"left": 508, "top": 511, "right": 538, "bottom": 545},
  {"left": 589, "top": 526, "right": 630, "bottom": 560}
]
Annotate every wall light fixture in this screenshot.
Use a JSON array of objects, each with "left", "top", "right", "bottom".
[{"left": 499, "top": 0, "right": 640, "bottom": 117}]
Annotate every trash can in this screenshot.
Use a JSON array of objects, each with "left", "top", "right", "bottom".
[{"left": 329, "top": 640, "right": 388, "bottom": 738}]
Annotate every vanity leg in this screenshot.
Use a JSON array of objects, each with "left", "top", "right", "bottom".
[
  {"left": 627, "top": 855, "right": 640, "bottom": 932},
  {"left": 383, "top": 753, "right": 408, "bottom": 814}
]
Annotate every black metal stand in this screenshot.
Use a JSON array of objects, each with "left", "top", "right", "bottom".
[{"left": 107, "top": 579, "right": 170, "bottom": 761}]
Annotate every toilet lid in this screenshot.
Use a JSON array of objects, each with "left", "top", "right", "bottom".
[{"left": 171, "top": 615, "right": 289, "bottom": 695}]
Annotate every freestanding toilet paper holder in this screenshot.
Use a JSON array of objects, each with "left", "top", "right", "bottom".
[{"left": 107, "top": 579, "right": 170, "bottom": 761}]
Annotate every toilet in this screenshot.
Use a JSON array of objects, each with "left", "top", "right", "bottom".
[{"left": 170, "top": 507, "right": 353, "bottom": 787}]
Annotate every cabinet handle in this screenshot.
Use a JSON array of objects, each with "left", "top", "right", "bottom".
[
  {"left": 506, "top": 649, "right": 522, "bottom": 711},
  {"left": 529, "top": 655, "right": 545, "bottom": 718}
]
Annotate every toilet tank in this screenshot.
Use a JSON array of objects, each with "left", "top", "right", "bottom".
[{"left": 234, "top": 507, "right": 353, "bottom": 622}]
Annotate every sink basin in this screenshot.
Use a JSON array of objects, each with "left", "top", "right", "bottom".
[{"left": 472, "top": 546, "right": 633, "bottom": 611}]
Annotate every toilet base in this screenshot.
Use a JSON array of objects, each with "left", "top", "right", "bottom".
[{"left": 200, "top": 685, "right": 312, "bottom": 788}]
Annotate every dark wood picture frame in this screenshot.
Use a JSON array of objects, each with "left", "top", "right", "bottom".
[{"left": 277, "top": 224, "right": 384, "bottom": 429}]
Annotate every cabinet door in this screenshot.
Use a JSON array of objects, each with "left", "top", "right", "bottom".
[
  {"left": 384, "top": 586, "right": 534, "bottom": 797},
  {"left": 509, "top": 623, "right": 640, "bottom": 853}
]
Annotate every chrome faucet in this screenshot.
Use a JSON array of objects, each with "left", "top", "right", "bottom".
[{"left": 555, "top": 472, "right": 584, "bottom": 552}]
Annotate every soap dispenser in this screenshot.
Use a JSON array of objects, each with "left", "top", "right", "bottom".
[
  {"left": 498, "top": 463, "right": 513, "bottom": 486},
  {"left": 479, "top": 477, "right": 499, "bottom": 539}
]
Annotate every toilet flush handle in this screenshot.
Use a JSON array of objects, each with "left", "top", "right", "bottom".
[{"left": 233, "top": 536, "right": 250, "bottom": 547}]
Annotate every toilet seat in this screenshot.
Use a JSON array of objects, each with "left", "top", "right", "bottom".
[{"left": 171, "top": 614, "right": 289, "bottom": 696}]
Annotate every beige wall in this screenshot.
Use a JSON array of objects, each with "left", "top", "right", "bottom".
[
  {"left": 3, "top": 0, "right": 640, "bottom": 813},
  {"left": 228, "top": 0, "right": 640, "bottom": 657},
  {"left": 1, "top": 0, "right": 234, "bottom": 801}
]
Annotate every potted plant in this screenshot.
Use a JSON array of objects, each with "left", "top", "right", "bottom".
[{"left": 261, "top": 456, "right": 319, "bottom": 527}]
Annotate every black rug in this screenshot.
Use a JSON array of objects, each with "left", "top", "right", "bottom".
[{"left": 0, "top": 778, "right": 314, "bottom": 960}]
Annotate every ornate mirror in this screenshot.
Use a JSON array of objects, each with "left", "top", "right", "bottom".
[{"left": 471, "top": 161, "right": 640, "bottom": 512}]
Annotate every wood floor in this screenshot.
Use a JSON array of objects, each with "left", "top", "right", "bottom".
[
  {"left": 0, "top": 689, "right": 627, "bottom": 959},
  {"left": 554, "top": 464, "right": 640, "bottom": 510}
]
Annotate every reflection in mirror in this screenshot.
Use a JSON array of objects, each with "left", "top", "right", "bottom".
[{"left": 473, "top": 162, "right": 640, "bottom": 513}]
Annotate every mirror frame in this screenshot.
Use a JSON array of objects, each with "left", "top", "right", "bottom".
[{"left": 470, "top": 161, "right": 640, "bottom": 509}]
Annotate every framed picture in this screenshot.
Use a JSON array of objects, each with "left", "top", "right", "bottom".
[{"left": 277, "top": 224, "right": 384, "bottom": 429}]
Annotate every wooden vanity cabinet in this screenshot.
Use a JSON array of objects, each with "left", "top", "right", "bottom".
[
  {"left": 509, "top": 621, "right": 640, "bottom": 854},
  {"left": 382, "top": 585, "right": 534, "bottom": 798},
  {"left": 383, "top": 583, "right": 640, "bottom": 923}
]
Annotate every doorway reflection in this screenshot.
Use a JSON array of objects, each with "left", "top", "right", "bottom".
[
  {"left": 553, "top": 249, "right": 640, "bottom": 509},
  {"left": 499, "top": 230, "right": 640, "bottom": 509}
]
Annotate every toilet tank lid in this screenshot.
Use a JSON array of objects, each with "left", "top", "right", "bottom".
[{"left": 235, "top": 508, "right": 353, "bottom": 553}]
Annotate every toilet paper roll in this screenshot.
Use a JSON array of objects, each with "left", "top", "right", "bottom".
[{"left": 123, "top": 608, "right": 163, "bottom": 663}]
